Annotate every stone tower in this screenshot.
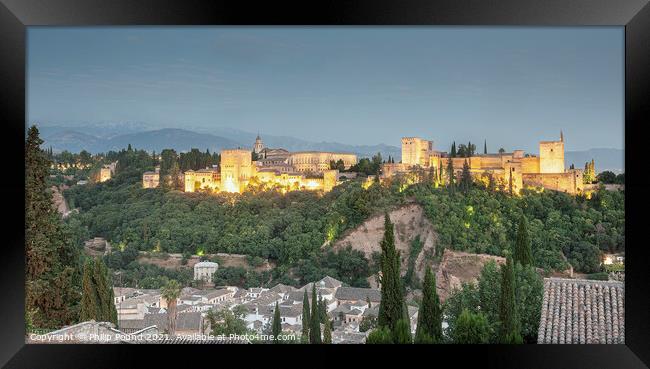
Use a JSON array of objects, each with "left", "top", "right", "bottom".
[
  {"left": 253, "top": 134, "right": 264, "bottom": 154},
  {"left": 401, "top": 137, "right": 433, "bottom": 167},
  {"left": 539, "top": 132, "right": 565, "bottom": 174}
]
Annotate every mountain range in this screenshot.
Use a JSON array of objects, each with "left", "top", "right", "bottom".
[{"left": 34, "top": 123, "right": 623, "bottom": 172}]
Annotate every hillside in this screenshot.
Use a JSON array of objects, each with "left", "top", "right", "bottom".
[
  {"left": 329, "top": 203, "right": 437, "bottom": 284},
  {"left": 40, "top": 127, "right": 240, "bottom": 154}
]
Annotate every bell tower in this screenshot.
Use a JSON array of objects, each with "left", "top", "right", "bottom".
[{"left": 253, "top": 134, "right": 264, "bottom": 154}]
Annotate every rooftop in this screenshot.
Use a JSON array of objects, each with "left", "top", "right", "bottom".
[
  {"left": 335, "top": 287, "right": 381, "bottom": 302},
  {"left": 537, "top": 278, "right": 624, "bottom": 344}
]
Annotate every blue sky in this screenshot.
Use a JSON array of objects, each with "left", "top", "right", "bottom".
[{"left": 27, "top": 27, "right": 624, "bottom": 151}]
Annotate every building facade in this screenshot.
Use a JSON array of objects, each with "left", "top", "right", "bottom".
[
  {"left": 178, "top": 136, "right": 353, "bottom": 194},
  {"left": 383, "top": 133, "right": 584, "bottom": 195}
]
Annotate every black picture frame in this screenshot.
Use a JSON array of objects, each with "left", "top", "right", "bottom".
[{"left": 1, "top": 0, "right": 649, "bottom": 367}]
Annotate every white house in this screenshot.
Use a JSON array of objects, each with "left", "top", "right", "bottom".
[{"left": 193, "top": 261, "right": 219, "bottom": 282}]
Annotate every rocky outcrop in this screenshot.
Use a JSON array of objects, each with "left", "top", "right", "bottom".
[{"left": 329, "top": 204, "right": 437, "bottom": 283}]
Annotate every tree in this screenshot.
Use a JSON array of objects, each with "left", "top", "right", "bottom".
[
  {"left": 323, "top": 319, "right": 332, "bottom": 344},
  {"left": 414, "top": 267, "right": 442, "bottom": 343},
  {"left": 359, "top": 315, "right": 377, "bottom": 332},
  {"left": 451, "top": 142, "right": 457, "bottom": 158},
  {"left": 453, "top": 309, "right": 490, "bottom": 344},
  {"left": 393, "top": 318, "right": 412, "bottom": 344},
  {"left": 484, "top": 140, "right": 488, "bottom": 154},
  {"left": 513, "top": 215, "right": 533, "bottom": 267},
  {"left": 79, "top": 259, "right": 99, "bottom": 322},
  {"left": 478, "top": 260, "right": 501, "bottom": 341},
  {"left": 161, "top": 279, "right": 181, "bottom": 336},
  {"left": 460, "top": 160, "right": 472, "bottom": 194},
  {"left": 446, "top": 159, "right": 455, "bottom": 191},
  {"left": 302, "top": 289, "right": 310, "bottom": 338},
  {"left": 93, "top": 258, "right": 117, "bottom": 324},
  {"left": 597, "top": 170, "right": 617, "bottom": 184},
  {"left": 206, "top": 305, "right": 249, "bottom": 336},
  {"left": 318, "top": 294, "right": 328, "bottom": 324},
  {"left": 366, "top": 326, "right": 393, "bottom": 344},
  {"left": 498, "top": 148, "right": 505, "bottom": 154},
  {"left": 79, "top": 258, "right": 116, "bottom": 324},
  {"left": 583, "top": 159, "right": 596, "bottom": 184},
  {"left": 498, "top": 256, "right": 522, "bottom": 344},
  {"left": 309, "top": 284, "right": 322, "bottom": 343},
  {"left": 377, "top": 214, "right": 405, "bottom": 334},
  {"left": 26, "top": 126, "right": 81, "bottom": 329},
  {"left": 272, "top": 301, "right": 282, "bottom": 343}
]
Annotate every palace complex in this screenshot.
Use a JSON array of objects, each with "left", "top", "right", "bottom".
[
  {"left": 142, "top": 132, "right": 585, "bottom": 195},
  {"left": 173, "top": 136, "right": 355, "bottom": 194},
  {"left": 382, "top": 132, "right": 584, "bottom": 194}
]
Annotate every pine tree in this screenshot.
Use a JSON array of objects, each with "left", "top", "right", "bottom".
[
  {"left": 302, "top": 289, "right": 310, "bottom": 338},
  {"left": 323, "top": 320, "right": 332, "bottom": 344},
  {"left": 26, "top": 126, "right": 81, "bottom": 329},
  {"left": 377, "top": 214, "right": 405, "bottom": 335},
  {"left": 498, "top": 256, "right": 523, "bottom": 344},
  {"left": 414, "top": 267, "right": 442, "bottom": 343},
  {"left": 309, "top": 284, "right": 322, "bottom": 343},
  {"left": 272, "top": 301, "right": 281, "bottom": 343},
  {"left": 513, "top": 215, "right": 533, "bottom": 267}
]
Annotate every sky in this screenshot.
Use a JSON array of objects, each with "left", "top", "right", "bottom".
[{"left": 27, "top": 27, "right": 624, "bottom": 152}]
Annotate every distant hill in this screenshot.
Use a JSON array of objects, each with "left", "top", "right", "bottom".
[
  {"left": 35, "top": 122, "right": 623, "bottom": 172},
  {"left": 40, "top": 127, "right": 240, "bottom": 154},
  {"left": 565, "top": 148, "right": 624, "bottom": 173},
  {"left": 103, "top": 128, "right": 240, "bottom": 153},
  {"left": 38, "top": 123, "right": 402, "bottom": 159}
]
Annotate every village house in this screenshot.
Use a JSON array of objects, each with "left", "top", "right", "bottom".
[
  {"left": 144, "top": 311, "right": 204, "bottom": 337},
  {"left": 334, "top": 287, "right": 382, "bottom": 307}
]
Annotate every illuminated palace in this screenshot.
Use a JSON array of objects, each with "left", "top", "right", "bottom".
[
  {"left": 383, "top": 132, "right": 585, "bottom": 194},
  {"left": 180, "top": 135, "right": 357, "bottom": 193}
]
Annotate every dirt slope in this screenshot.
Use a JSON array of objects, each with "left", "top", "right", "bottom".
[
  {"left": 435, "top": 249, "right": 506, "bottom": 302},
  {"left": 329, "top": 204, "right": 437, "bottom": 283}
]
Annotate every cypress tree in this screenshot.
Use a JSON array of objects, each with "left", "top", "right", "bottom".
[
  {"left": 309, "top": 284, "right": 322, "bottom": 343},
  {"left": 460, "top": 160, "right": 472, "bottom": 193},
  {"left": 377, "top": 214, "right": 405, "bottom": 335},
  {"left": 447, "top": 159, "right": 455, "bottom": 191},
  {"left": 498, "top": 256, "right": 523, "bottom": 344},
  {"left": 80, "top": 259, "right": 99, "bottom": 322},
  {"left": 414, "top": 267, "right": 442, "bottom": 343},
  {"left": 451, "top": 142, "right": 457, "bottom": 158},
  {"left": 93, "top": 258, "right": 116, "bottom": 323},
  {"left": 302, "top": 289, "right": 310, "bottom": 338},
  {"left": 484, "top": 140, "right": 488, "bottom": 154},
  {"left": 26, "top": 126, "right": 81, "bottom": 329},
  {"left": 272, "top": 301, "right": 281, "bottom": 343},
  {"left": 513, "top": 215, "right": 533, "bottom": 267},
  {"left": 318, "top": 294, "right": 327, "bottom": 324},
  {"left": 393, "top": 318, "right": 412, "bottom": 344},
  {"left": 323, "top": 320, "right": 332, "bottom": 344}
]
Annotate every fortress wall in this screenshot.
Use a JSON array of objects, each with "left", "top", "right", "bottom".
[
  {"left": 521, "top": 156, "right": 540, "bottom": 173},
  {"left": 523, "top": 170, "right": 583, "bottom": 194}
]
